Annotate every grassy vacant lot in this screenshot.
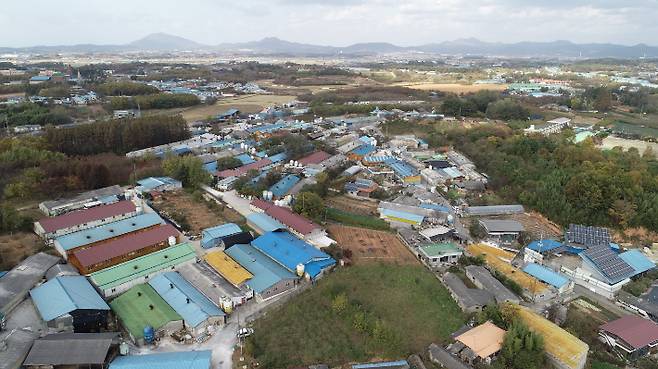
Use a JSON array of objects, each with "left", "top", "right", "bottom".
[
  {"left": 180, "top": 94, "right": 297, "bottom": 121},
  {"left": 326, "top": 207, "right": 390, "bottom": 231},
  {"left": 392, "top": 82, "right": 508, "bottom": 93},
  {"left": 247, "top": 263, "right": 465, "bottom": 368},
  {"left": 151, "top": 191, "right": 243, "bottom": 234},
  {"left": 0, "top": 232, "right": 45, "bottom": 270}
]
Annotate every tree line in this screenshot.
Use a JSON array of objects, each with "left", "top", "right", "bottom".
[
  {"left": 109, "top": 93, "right": 200, "bottom": 110},
  {"left": 0, "top": 103, "right": 72, "bottom": 126}
]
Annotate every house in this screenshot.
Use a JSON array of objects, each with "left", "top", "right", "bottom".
[
  {"left": 224, "top": 243, "right": 298, "bottom": 301},
  {"left": 39, "top": 185, "right": 124, "bottom": 216},
  {"left": 478, "top": 219, "right": 524, "bottom": 244},
  {"left": 465, "top": 265, "right": 520, "bottom": 304},
  {"left": 442, "top": 272, "right": 495, "bottom": 313},
  {"left": 35, "top": 200, "right": 139, "bottom": 239},
  {"left": 110, "top": 284, "right": 183, "bottom": 345},
  {"left": 135, "top": 177, "right": 182, "bottom": 194},
  {"left": 246, "top": 213, "right": 286, "bottom": 235},
  {"left": 599, "top": 315, "right": 658, "bottom": 359},
  {"left": 344, "top": 178, "right": 379, "bottom": 198},
  {"left": 29, "top": 75, "right": 51, "bottom": 84},
  {"left": 251, "top": 230, "right": 336, "bottom": 280},
  {"left": 69, "top": 224, "right": 180, "bottom": 274},
  {"left": 419, "top": 243, "right": 463, "bottom": 267},
  {"left": 454, "top": 321, "right": 506, "bottom": 364},
  {"left": 88, "top": 242, "right": 197, "bottom": 298},
  {"left": 23, "top": 332, "right": 119, "bottom": 369},
  {"left": 200, "top": 223, "right": 242, "bottom": 249},
  {"left": 30, "top": 276, "right": 110, "bottom": 332},
  {"left": 0, "top": 252, "right": 60, "bottom": 317},
  {"left": 522, "top": 263, "right": 573, "bottom": 294},
  {"left": 52, "top": 213, "right": 164, "bottom": 259},
  {"left": 109, "top": 350, "right": 212, "bottom": 369},
  {"left": 387, "top": 159, "right": 421, "bottom": 184},
  {"left": 148, "top": 272, "right": 225, "bottom": 335},
  {"left": 204, "top": 250, "right": 254, "bottom": 289}
]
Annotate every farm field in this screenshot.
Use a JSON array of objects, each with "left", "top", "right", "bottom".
[
  {"left": 391, "top": 82, "right": 508, "bottom": 93},
  {"left": 326, "top": 207, "right": 390, "bottom": 231},
  {"left": 177, "top": 94, "right": 297, "bottom": 122},
  {"left": 466, "top": 243, "right": 547, "bottom": 294},
  {"left": 151, "top": 191, "right": 243, "bottom": 235},
  {"left": 611, "top": 121, "right": 658, "bottom": 138},
  {"left": 600, "top": 136, "right": 658, "bottom": 156},
  {"left": 327, "top": 225, "right": 417, "bottom": 265},
  {"left": 0, "top": 232, "right": 45, "bottom": 270},
  {"left": 247, "top": 263, "right": 466, "bottom": 368},
  {"left": 325, "top": 195, "right": 379, "bottom": 216}
]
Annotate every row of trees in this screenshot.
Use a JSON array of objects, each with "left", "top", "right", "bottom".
[
  {"left": 0, "top": 103, "right": 72, "bottom": 126},
  {"left": 109, "top": 93, "right": 200, "bottom": 110},
  {"left": 440, "top": 90, "right": 528, "bottom": 120},
  {"left": 45, "top": 115, "right": 190, "bottom": 155},
  {"left": 96, "top": 81, "right": 159, "bottom": 96}
]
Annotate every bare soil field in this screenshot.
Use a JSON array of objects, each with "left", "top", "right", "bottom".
[
  {"left": 600, "top": 136, "right": 658, "bottom": 157},
  {"left": 0, "top": 232, "right": 46, "bottom": 270},
  {"left": 327, "top": 225, "right": 417, "bottom": 265},
  {"left": 391, "top": 83, "right": 508, "bottom": 93},
  {"left": 325, "top": 195, "right": 379, "bottom": 216},
  {"left": 151, "top": 191, "right": 243, "bottom": 235},
  {"left": 507, "top": 212, "right": 563, "bottom": 240}
]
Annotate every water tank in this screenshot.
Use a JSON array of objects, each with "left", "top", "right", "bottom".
[
  {"left": 119, "top": 341, "right": 129, "bottom": 355},
  {"left": 221, "top": 299, "right": 233, "bottom": 314},
  {"left": 294, "top": 161, "right": 299, "bottom": 167},
  {"left": 124, "top": 190, "right": 133, "bottom": 200},
  {"left": 262, "top": 190, "right": 268, "bottom": 199},
  {"left": 168, "top": 236, "right": 176, "bottom": 246},
  {"left": 447, "top": 214, "right": 454, "bottom": 225},
  {"left": 296, "top": 263, "right": 305, "bottom": 277},
  {"left": 267, "top": 191, "right": 273, "bottom": 200},
  {"left": 143, "top": 326, "right": 155, "bottom": 344},
  {"left": 289, "top": 160, "right": 294, "bottom": 165}
]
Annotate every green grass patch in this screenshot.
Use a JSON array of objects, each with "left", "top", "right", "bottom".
[
  {"left": 591, "top": 360, "right": 621, "bottom": 369},
  {"left": 247, "top": 263, "right": 466, "bottom": 368},
  {"left": 326, "top": 207, "right": 391, "bottom": 231},
  {"left": 612, "top": 121, "right": 658, "bottom": 138}
]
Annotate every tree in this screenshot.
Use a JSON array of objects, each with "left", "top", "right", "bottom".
[
  {"left": 162, "top": 155, "right": 211, "bottom": 189},
  {"left": 497, "top": 320, "right": 545, "bottom": 369},
  {"left": 293, "top": 191, "right": 325, "bottom": 220},
  {"left": 216, "top": 156, "right": 242, "bottom": 171}
]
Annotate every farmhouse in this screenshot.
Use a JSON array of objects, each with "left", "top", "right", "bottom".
[
  {"left": 599, "top": 315, "right": 658, "bottom": 360},
  {"left": 204, "top": 250, "right": 254, "bottom": 288},
  {"left": 246, "top": 212, "right": 286, "bottom": 234},
  {"left": 418, "top": 243, "right": 463, "bottom": 267},
  {"left": 453, "top": 321, "right": 506, "bottom": 364},
  {"left": 522, "top": 263, "right": 573, "bottom": 294},
  {"left": 250, "top": 200, "right": 328, "bottom": 244}
]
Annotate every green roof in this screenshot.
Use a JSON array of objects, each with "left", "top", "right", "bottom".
[
  {"left": 110, "top": 284, "right": 182, "bottom": 339},
  {"left": 89, "top": 243, "right": 196, "bottom": 291},
  {"left": 419, "top": 243, "right": 462, "bottom": 257}
]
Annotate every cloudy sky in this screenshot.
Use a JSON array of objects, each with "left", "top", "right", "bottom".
[{"left": 2, "top": 0, "right": 658, "bottom": 47}]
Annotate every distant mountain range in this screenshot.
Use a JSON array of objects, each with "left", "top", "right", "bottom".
[{"left": 2, "top": 33, "right": 658, "bottom": 58}]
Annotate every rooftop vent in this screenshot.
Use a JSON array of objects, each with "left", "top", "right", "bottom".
[
  {"left": 137, "top": 292, "right": 142, "bottom": 297},
  {"left": 149, "top": 304, "right": 154, "bottom": 310},
  {"left": 169, "top": 283, "right": 174, "bottom": 289},
  {"left": 186, "top": 298, "right": 190, "bottom": 304}
]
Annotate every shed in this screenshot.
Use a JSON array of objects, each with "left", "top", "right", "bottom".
[
  {"left": 23, "top": 332, "right": 119, "bottom": 369},
  {"left": 246, "top": 213, "right": 286, "bottom": 234},
  {"left": 109, "top": 350, "right": 212, "bottom": 369},
  {"left": 200, "top": 223, "right": 242, "bottom": 249},
  {"left": 523, "top": 263, "right": 570, "bottom": 292}
]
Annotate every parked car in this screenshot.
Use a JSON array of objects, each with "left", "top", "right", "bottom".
[{"left": 237, "top": 327, "right": 254, "bottom": 339}]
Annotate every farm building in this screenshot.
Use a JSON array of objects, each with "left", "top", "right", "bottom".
[
  {"left": 344, "top": 178, "right": 379, "bottom": 198},
  {"left": 35, "top": 200, "right": 139, "bottom": 239},
  {"left": 135, "top": 177, "right": 182, "bottom": 194},
  {"left": 224, "top": 243, "right": 298, "bottom": 301},
  {"left": 453, "top": 321, "right": 506, "bottom": 364},
  {"left": 0, "top": 252, "right": 60, "bottom": 317},
  {"left": 298, "top": 151, "right": 331, "bottom": 166},
  {"left": 250, "top": 200, "right": 328, "bottom": 244},
  {"left": 217, "top": 158, "right": 271, "bottom": 178},
  {"left": 428, "top": 343, "right": 471, "bottom": 369},
  {"left": 39, "top": 185, "right": 124, "bottom": 216},
  {"left": 269, "top": 174, "right": 300, "bottom": 198},
  {"left": 599, "top": 315, "right": 658, "bottom": 360},
  {"left": 418, "top": 243, "right": 463, "bottom": 267},
  {"left": 52, "top": 213, "right": 164, "bottom": 259},
  {"left": 109, "top": 350, "right": 212, "bottom": 369},
  {"left": 89, "top": 242, "right": 197, "bottom": 298},
  {"left": 465, "top": 265, "right": 520, "bottom": 304},
  {"left": 251, "top": 231, "right": 336, "bottom": 280},
  {"left": 30, "top": 276, "right": 110, "bottom": 332},
  {"left": 110, "top": 284, "right": 183, "bottom": 345},
  {"left": 23, "top": 332, "right": 119, "bottom": 369},
  {"left": 386, "top": 159, "right": 421, "bottom": 184},
  {"left": 204, "top": 250, "right": 254, "bottom": 288},
  {"left": 617, "top": 290, "right": 658, "bottom": 322},
  {"left": 465, "top": 205, "right": 525, "bottom": 216},
  {"left": 564, "top": 224, "right": 611, "bottom": 249},
  {"left": 352, "top": 361, "right": 409, "bottom": 369},
  {"left": 220, "top": 232, "right": 254, "bottom": 249},
  {"left": 522, "top": 263, "right": 573, "bottom": 294},
  {"left": 148, "top": 272, "right": 225, "bottom": 335},
  {"left": 478, "top": 219, "right": 524, "bottom": 244},
  {"left": 70, "top": 224, "right": 180, "bottom": 274},
  {"left": 442, "top": 272, "right": 494, "bottom": 313},
  {"left": 200, "top": 223, "right": 242, "bottom": 249}
]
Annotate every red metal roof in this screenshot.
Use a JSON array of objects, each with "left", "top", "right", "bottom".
[
  {"left": 601, "top": 315, "right": 658, "bottom": 349},
  {"left": 38, "top": 201, "right": 136, "bottom": 233},
  {"left": 217, "top": 158, "right": 272, "bottom": 178},
  {"left": 264, "top": 204, "right": 320, "bottom": 236},
  {"left": 298, "top": 151, "right": 331, "bottom": 166},
  {"left": 251, "top": 199, "right": 274, "bottom": 211},
  {"left": 72, "top": 224, "right": 179, "bottom": 268}
]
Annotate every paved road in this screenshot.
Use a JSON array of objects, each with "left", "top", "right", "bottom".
[
  {"left": 202, "top": 186, "right": 253, "bottom": 217},
  {"left": 573, "top": 285, "right": 627, "bottom": 317}
]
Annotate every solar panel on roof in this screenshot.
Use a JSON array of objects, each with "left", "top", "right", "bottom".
[
  {"left": 582, "top": 245, "right": 634, "bottom": 282},
  {"left": 567, "top": 224, "right": 611, "bottom": 247}
]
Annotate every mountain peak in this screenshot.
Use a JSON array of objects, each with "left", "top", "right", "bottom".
[{"left": 128, "top": 32, "right": 204, "bottom": 50}]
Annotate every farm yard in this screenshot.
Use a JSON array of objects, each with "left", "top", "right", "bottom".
[
  {"left": 327, "top": 225, "right": 417, "bottom": 265},
  {"left": 246, "top": 263, "right": 466, "bottom": 368},
  {"left": 0, "top": 232, "right": 45, "bottom": 270},
  {"left": 325, "top": 195, "right": 379, "bottom": 216},
  {"left": 150, "top": 191, "right": 243, "bottom": 234}
]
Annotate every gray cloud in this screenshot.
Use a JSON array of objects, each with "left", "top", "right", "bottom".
[{"left": 0, "top": 0, "right": 657, "bottom": 47}]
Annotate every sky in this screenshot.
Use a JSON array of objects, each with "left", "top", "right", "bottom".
[{"left": 2, "top": 0, "right": 658, "bottom": 47}]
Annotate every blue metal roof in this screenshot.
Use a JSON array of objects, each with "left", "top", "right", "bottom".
[
  {"left": 522, "top": 263, "right": 569, "bottom": 289},
  {"left": 251, "top": 231, "right": 335, "bottom": 279},
  {"left": 387, "top": 160, "right": 418, "bottom": 178},
  {"left": 109, "top": 350, "right": 212, "bottom": 369},
  {"left": 55, "top": 213, "right": 164, "bottom": 251},
  {"left": 30, "top": 276, "right": 110, "bottom": 321},
  {"left": 137, "top": 177, "right": 182, "bottom": 192},
  {"left": 148, "top": 272, "right": 224, "bottom": 328},
  {"left": 441, "top": 167, "right": 464, "bottom": 179},
  {"left": 350, "top": 144, "right": 377, "bottom": 157},
  {"left": 526, "top": 239, "right": 563, "bottom": 253},
  {"left": 619, "top": 250, "right": 656, "bottom": 275},
  {"left": 246, "top": 213, "right": 286, "bottom": 233},
  {"left": 246, "top": 122, "right": 287, "bottom": 133},
  {"left": 211, "top": 139, "right": 236, "bottom": 149},
  {"left": 30, "top": 76, "right": 51, "bottom": 81},
  {"left": 235, "top": 153, "right": 255, "bottom": 165},
  {"left": 353, "top": 361, "right": 409, "bottom": 369},
  {"left": 268, "top": 152, "right": 288, "bottom": 163},
  {"left": 224, "top": 243, "right": 296, "bottom": 293},
  {"left": 203, "top": 161, "right": 217, "bottom": 173},
  {"left": 269, "top": 175, "right": 300, "bottom": 198},
  {"left": 363, "top": 155, "right": 394, "bottom": 163},
  {"left": 201, "top": 223, "right": 242, "bottom": 249},
  {"left": 379, "top": 208, "right": 424, "bottom": 224},
  {"left": 419, "top": 203, "right": 450, "bottom": 213}
]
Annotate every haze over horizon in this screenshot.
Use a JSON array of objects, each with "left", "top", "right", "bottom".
[{"left": 2, "top": 0, "right": 658, "bottom": 48}]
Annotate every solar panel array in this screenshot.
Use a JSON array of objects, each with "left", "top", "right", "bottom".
[
  {"left": 582, "top": 245, "right": 635, "bottom": 282},
  {"left": 566, "top": 224, "right": 611, "bottom": 246}
]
